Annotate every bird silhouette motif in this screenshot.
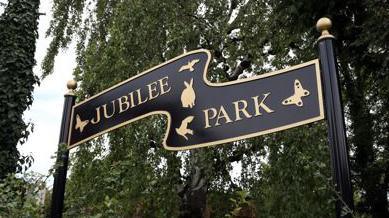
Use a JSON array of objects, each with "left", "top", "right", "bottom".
[
  {"left": 179, "top": 59, "right": 200, "bottom": 72},
  {"left": 282, "top": 79, "right": 310, "bottom": 107},
  {"left": 75, "top": 114, "right": 89, "bottom": 133},
  {"left": 175, "top": 116, "right": 194, "bottom": 140}
]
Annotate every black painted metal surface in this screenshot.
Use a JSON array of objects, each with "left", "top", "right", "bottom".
[
  {"left": 50, "top": 93, "right": 76, "bottom": 218},
  {"left": 318, "top": 38, "right": 354, "bottom": 217},
  {"left": 67, "top": 50, "right": 324, "bottom": 150}
]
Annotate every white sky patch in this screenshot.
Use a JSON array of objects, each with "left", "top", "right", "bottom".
[
  {"left": 288, "top": 49, "right": 296, "bottom": 58},
  {"left": 19, "top": 0, "right": 75, "bottom": 185},
  {"left": 230, "top": 161, "right": 242, "bottom": 181},
  {"left": 196, "top": 2, "right": 206, "bottom": 17},
  {"left": 228, "top": 0, "right": 250, "bottom": 24}
]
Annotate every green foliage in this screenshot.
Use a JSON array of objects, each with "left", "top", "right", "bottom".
[
  {"left": 44, "top": 0, "right": 388, "bottom": 217},
  {"left": 260, "top": 1, "right": 389, "bottom": 216},
  {"left": 0, "top": 172, "right": 48, "bottom": 217},
  {"left": 253, "top": 125, "right": 334, "bottom": 217},
  {"left": 0, "top": 0, "right": 40, "bottom": 179},
  {"left": 225, "top": 190, "right": 256, "bottom": 218},
  {"left": 64, "top": 119, "right": 181, "bottom": 217}
]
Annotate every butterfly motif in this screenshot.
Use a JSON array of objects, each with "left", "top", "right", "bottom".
[
  {"left": 282, "top": 79, "right": 310, "bottom": 107},
  {"left": 75, "top": 114, "right": 89, "bottom": 133}
]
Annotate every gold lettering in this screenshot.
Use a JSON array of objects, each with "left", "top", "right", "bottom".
[
  {"left": 159, "top": 76, "right": 171, "bottom": 95},
  {"left": 128, "top": 91, "right": 136, "bottom": 108},
  {"left": 118, "top": 96, "right": 130, "bottom": 113},
  {"left": 252, "top": 92, "right": 274, "bottom": 116},
  {"left": 136, "top": 88, "right": 148, "bottom": 105},
  {"left": 147, "top": 81, "right": 159, "bottom": 100},
  {"left": 91, "top": 107, "right": 101, "bottom": 124},
  {"left": 203, "top": 108, "right": 217, "bottom": 128},
  {"left": 233, "top": 100, "right": 252, "bottom": 121},
  {"left": 215, "top": 106, "right": 233, "bottom": 126},
  {"left": 103, "top": 100, "right": 116, "bottom": 119}
]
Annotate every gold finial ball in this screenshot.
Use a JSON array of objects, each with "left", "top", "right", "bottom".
[
  {"left": 67, "top": 79, "right": 77, "bottom": 90},
  {"left": 316, "top": 17, "right": 332, "bottom": 33}
]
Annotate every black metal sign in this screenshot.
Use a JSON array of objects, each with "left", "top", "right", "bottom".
[{"left": 68, "top": 49, "right": 324, "bottom": 150}]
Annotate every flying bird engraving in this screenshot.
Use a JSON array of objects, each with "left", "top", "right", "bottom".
[
  {"left": 75, "top": 114, "right": 89, "bottom": 133},
  {"left": 179, "top": 59, "right": 200, "bottom": 72},
  {"left": 282, "top": 79, "right": 310, "bottom": 107},
  {"left": 176, "top": 116, "right": 194, "bottom": 140}
]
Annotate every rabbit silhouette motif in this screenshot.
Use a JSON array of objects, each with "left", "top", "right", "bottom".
[{"left": 180, "top": 78, "right": 196, "bottom": 108}]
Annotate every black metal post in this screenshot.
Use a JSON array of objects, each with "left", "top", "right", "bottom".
[
  {"left": 50, "top": 80, "right": 77, "bottom": 218},
  {"left": 316, "top": 18, "right": 354, "bottom": 217}
]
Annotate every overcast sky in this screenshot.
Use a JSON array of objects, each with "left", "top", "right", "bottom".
[{"left": 20, "top": 0, "right": 75, "bottom": 179}]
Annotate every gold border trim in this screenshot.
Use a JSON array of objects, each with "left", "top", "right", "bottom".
[{"left": 68, "top": 49, "right": 324, "bottom": 151}]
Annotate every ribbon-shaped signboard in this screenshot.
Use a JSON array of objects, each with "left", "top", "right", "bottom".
[{"left": 68, "top": 49, "right": 324, "bottom": 150}]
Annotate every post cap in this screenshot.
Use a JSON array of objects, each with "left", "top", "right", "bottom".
[
  {"left": 316, "top": 17, "right": 335, "bottom": 40},
  {"left": 67, "top": 79, "right": 77, "bottom": 90},
  {"left": 66, "top": 79, "right": 77, "bottom": 95}
]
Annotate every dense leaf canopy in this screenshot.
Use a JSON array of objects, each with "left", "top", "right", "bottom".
[
  {"left": 0, "top": 0, "right": 40, "bottom": 179},
  {"left": 43, "top": 0, "right": 388, "bottom": 217}
]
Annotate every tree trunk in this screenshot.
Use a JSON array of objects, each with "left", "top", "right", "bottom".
[
  {"left": 342, "top": 65, "right": 389, "bottom": 217},
  {"left": 178, "top": 151, "right": 208, "bottom": 218}
]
